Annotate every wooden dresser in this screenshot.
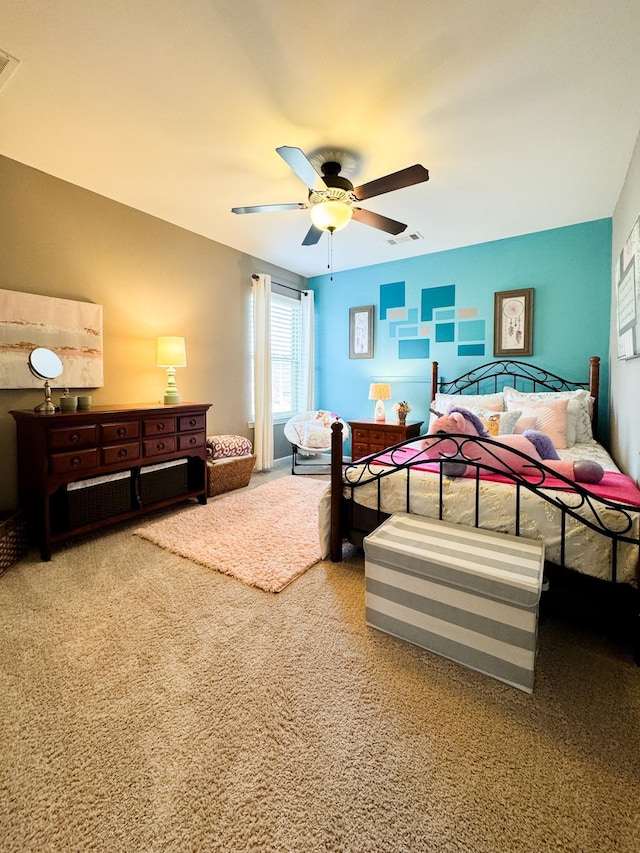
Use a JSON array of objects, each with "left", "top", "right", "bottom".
[
  {"left": 10, "top": 402, "right": 211, "bottom": 560},
  {"left": 349, "top": 418, "right": 424, "bottom": 461}
]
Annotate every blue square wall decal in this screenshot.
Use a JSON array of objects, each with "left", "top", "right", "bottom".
[
  {"left": 380, "top": 281, "right": 405, "bottom": 319},
  {"left": 458, "top": 319, "right": 485, "bottom": 342},
  {"left": 435, "top": 323, "right": 455, "bottom": 343},
  {"left": 458, "top": 344, "right": 485, "bottom": 357},
  {"left": 421, "top": 284, "right": 455, "bottom": 321},
  {"left": 399, "top": 339, "right": 430, "bottom": 359}
]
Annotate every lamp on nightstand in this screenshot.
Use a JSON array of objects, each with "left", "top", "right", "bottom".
[
  {"left": 368, "top": 382, "right": 392, "bottom": 422},
  {"left": 157, "top": 336, "right": 187, "bottom": 404}
]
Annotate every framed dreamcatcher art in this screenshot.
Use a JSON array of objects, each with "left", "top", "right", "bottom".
[{"left": 493, "top": 288, "right": 534, "bottom": 356}]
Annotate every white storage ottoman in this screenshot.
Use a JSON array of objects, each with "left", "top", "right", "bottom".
[{"left": 364, "top": 514, "right": 545, "bottom": 693}]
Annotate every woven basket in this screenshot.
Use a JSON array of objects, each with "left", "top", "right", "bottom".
[
  {"left": 140, "top": 460, "right": 189, "bottom": 505},
  {"left": 67, "top": 472, "right": 132, "bottom": 527},
  {"left": 207, "top": 454, "right": 256, "bottom": 497},
  {"left": 0, "top": 510, "right": 28, "bottom": 574}
]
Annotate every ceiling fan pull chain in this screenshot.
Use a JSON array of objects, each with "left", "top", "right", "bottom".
[{"left": 328, "top": 230, "right": 334, "bottom": 281}]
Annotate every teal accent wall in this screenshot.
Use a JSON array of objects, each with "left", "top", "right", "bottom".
[{"left": 309, "top": 219, "right": 612, "bottom": 446}]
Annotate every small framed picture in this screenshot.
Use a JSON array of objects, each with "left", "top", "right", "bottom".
[
  {"left": 349, "top": 305, "right": 374, "bottom": 359},
  {"left": 494, "top": 288, "right": 534, "bottom": 356}
]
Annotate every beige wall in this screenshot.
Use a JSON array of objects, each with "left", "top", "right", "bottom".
[
  {"left": 611, "top": 129, "right": 640, "bottom": 484},
  {"left": 0, "top": 155, "right": 305, "bottom": 509}
]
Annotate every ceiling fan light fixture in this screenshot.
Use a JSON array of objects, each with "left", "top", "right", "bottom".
[{"left": 309, "top": 200, "right": 353, "bottom": 233}]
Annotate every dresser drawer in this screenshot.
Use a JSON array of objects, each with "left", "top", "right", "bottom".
[
  {"left": 178, "top": 414, "right": 206, "bottom": 433},
  {"left": 143, "top": 436, "right": 177, "bottom": 458},
  {"left": 49, "top": 448, "right": 99, "bottom": 475},
  {"left": 352, "top": 443, "right": 370, "bottom": 459},
  {"left": 102, "top": 442, "right": 141, "bottom": 466},
  {"left": 100, "top": 421, "right": 140, "bottom": 442},
  {"left": 178, "top": 432, "right": 205, "bottom": 452},
  {"left": 49, "top": 425, "right": 97, "bottom": 450},
  {"left": 143, "top": 417, "right": 176, "bottom": 437},
  {"left": 353, "top": 429, "right": 370, "bottom": 442}
]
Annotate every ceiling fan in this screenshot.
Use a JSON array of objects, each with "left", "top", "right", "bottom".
[{"left": 232, "top": 146, "right": 429, "bottom": 246}]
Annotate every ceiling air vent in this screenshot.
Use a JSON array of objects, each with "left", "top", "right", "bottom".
[
  {"left": 386, "top": 232, "right": 424, "bottom": 246},
  {"left": 0, "top": 50, "right": 20, "bottom": 91}
]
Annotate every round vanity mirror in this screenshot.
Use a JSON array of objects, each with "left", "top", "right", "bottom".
[
  {"left": 29, "top": 347, "right": 63, "bottom": 381},
  {"left": 28, "top": 347, "right": 64, "bottom": 413}
]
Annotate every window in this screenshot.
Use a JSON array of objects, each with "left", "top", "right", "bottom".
[
  {"left": 271, "top": 292, "right": 303, "bottom": 417},
  {"left": 251, "top": 287, "right": 304, "bottom": 420}
]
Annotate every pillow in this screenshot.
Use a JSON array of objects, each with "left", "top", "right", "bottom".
[
  {"left": 429, "top": 391, "right": 504, "bottom": 430},
  {"left": 513, "top": 416, "right": 538, "bottom": 434},
  {"left": 503, "top": 387, "right": 594, "bottom": 445},
  {"left": 471, "top": 408, "right": 522, "bottom": 436},
  {"left": 505, "top": 397, "right": 569, "bottom": 449},
  {"left": 206, "top": 434, "right": 253, "bottom": 459},
  {"left": 302, "top": 422, "right": 332, "bottom": 449}
]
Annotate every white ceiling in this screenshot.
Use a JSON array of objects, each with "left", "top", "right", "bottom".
[{"left": 2, "top": 1, "right": 640, "bottom": 279}]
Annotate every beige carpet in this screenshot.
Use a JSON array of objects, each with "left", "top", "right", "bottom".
[
  {"left": 1, "top": 469, "right": 640, "bottom": 852},
  {"left": 134, "top": 476, "right": 329, "bottom": 592}
]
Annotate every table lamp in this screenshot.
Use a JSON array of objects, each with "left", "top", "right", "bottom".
[
  {"left": 157, "top": 336, "right": 187, "bottom": 404},
  {"left": 368, "top": 382, "right": 392, "bottom": 422}
]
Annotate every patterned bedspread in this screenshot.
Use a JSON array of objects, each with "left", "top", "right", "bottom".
[{"left": 319, "top": 441, "right": 640, "bottom": 585}]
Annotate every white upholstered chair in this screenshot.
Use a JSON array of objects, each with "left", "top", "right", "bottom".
[{"left": 284, "top": 411, "right": 350, "bottom": 475}]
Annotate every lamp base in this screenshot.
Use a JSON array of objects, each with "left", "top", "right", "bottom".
[
  {"left": 162, "top": 366, "right": 180, "bottom": 405},
  {"left": 374, "top": 400, "right": 386, "bottom": 422}
]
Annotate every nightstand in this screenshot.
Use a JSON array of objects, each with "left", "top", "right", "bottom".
[{"left": 348, "top": 418, "right": 424, "bottom": 461}]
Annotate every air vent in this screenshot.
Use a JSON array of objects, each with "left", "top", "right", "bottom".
[
  {"left": 0, "top": 50, "right": 20, "bottom": 91},
  {"left": 386, "top": 232, "right": 424, "bottom": 246}
]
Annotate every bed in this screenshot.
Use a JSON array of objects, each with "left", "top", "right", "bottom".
[{"left": 323, "top": 356, "right": 640, "bottom": 657}]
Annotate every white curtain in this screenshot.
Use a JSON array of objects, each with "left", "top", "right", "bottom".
[
  {"left": 300, "top": 289, "right": 315, "bottom": 411},
  {"left": 252, "top": 274, "right": 273, "bottom": 471}
]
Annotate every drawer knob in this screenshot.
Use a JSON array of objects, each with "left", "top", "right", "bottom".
[
  {"left": 156, "top": 423, "right": 165, "bottom": 432},
  {"left": 188, "top": 436, "right": 196, "bottom": 446},
  {"left": 118, "top": 448, "right": 128, "bottom": 459},
  {"left": 70, "top": 456, "right": 81, "bottom": 468},
  {"left": 69, "top": 433, "right": 80, "bottom": 444},
  {"left": 188, "top": 418, "right": 196, "bottom": 427},
  {"left": 117, "top": 427, "right": 126, "bottom": 437},
  {"left": 157, "top": 441, "right": 165, "bottom": 451}
]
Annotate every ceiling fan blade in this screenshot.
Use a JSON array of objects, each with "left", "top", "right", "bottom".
[
  {"left": 276, "top": 146, "right": 322, "bottom": 188},
  {"left": 232, "top": 203, "right": 306, "bottom": 214},
  {"left": 302, "top": 224, "right": 324, "bottom": 246},
  {"left": 352, "top": 208, "right": 407, "bottom": 235},
  {"left": 354, "top": 164, "right": 429, "bottom": 201}
]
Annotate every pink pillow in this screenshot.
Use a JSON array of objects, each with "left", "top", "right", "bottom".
[
  {"left": 506, "top": 398, "right": 569, "bottom": 449},
  {"left": 513, "top": 416, "right": 538, "bottom": 434}
]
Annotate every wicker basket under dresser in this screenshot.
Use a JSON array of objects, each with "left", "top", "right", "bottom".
[{"left": 10, "top": 402, "right": 211, "bottom": 560}]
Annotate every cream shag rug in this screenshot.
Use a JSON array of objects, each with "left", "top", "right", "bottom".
[{"left": 135, "top": 476, "right": 328, "bottom": 592}]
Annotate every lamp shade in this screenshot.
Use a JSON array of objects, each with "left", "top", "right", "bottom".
[
  {"left": 156, "top": 336, "right": 187, "bottom": 368},
  {"left": 309, "top": 201, "right": 353, "bottom": 233},
  {"left": 368, "top": 383, "right": 392, "bottom": 401}
]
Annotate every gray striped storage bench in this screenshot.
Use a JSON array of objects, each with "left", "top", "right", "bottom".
[{"left": 363, "top": 514, "right": 545, "bottom": 693}]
